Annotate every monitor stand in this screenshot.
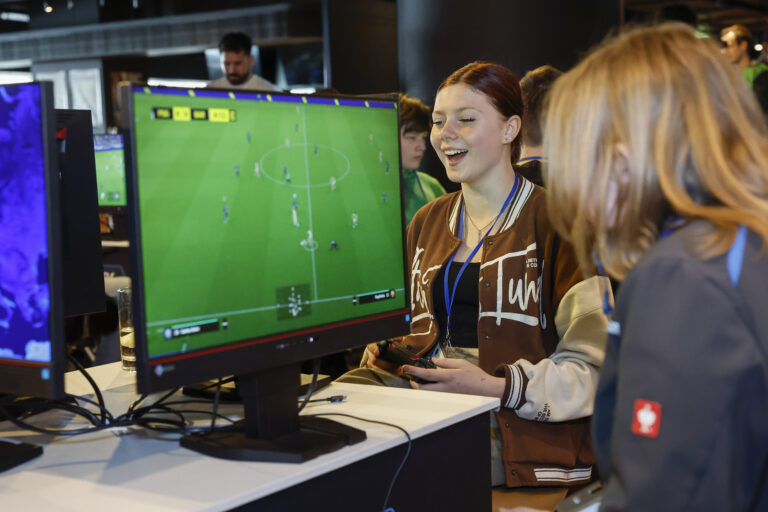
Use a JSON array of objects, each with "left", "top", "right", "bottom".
[
  {"left": 182, "top": 373, "right": 333, "bottom": 403},
  {"left": 0, "top": 440, "right": 43, "bottom": 473},
  {"left": 180, "top": 363, "right": 366, "bottom": 463}
]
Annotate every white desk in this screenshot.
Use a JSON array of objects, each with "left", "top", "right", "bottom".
[{"left": 0, "top": 363, "right": 498, "bottom": 511}]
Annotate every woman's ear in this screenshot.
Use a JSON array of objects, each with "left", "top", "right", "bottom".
[
  {"left": 604, "top": 143, "right": 631, "bottom": 228},
  {"left": 503, "top": 115, "right": 521, "bottom": 144},
  {"left": 613, "top": 143, "right": 631, "bottom": 184}
]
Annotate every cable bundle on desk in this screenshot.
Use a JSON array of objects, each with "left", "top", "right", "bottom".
[{"left": 1, "top": 358, "right": 413, "bottom": 512}]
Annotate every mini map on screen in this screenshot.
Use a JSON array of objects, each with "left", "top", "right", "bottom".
[{"left": 0, "top": 83, "right": 52, "bottom": 363}]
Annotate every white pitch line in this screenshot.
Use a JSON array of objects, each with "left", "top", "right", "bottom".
[
  {"left": 301, "top": 103, "right": 319, "bottom": 301},
  {"left": 146, "top": 288, "right": 407, "bottom": 327}
]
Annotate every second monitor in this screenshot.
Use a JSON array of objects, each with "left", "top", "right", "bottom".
[{"left": 124, "top": 86, "right": 410, "bottom": 461}]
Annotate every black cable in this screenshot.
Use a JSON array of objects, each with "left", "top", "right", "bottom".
[
  {"left": 66, "top": 353, "right": 110, "bottom": 423},
  {"left": 307, "top": 412, "right": 411, "bottom": 512},
  {"left": 210, "top": 377, "right": 223, "bottom": 430},
  {"left": 196, "top": 376, "right": 236, "bottom": 390},
  {"left": 127, "top": 393, "right": 149, "bottom": 415},
  {"left": 297, "top": 359, "right": 320, "bottom": 413},
  {"left": 300, "top": 395, "right": 346, "bottom": 404},
  {"left": 64, "top": 393, "right": 113, "bottom": 422},
  {"left": 0, "top": 404, "right": 119, "bottom": 436}
]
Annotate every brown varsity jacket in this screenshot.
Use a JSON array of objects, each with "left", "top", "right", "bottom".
[{"left": 402, "top": 179, "right": 610, "bottom": 487}]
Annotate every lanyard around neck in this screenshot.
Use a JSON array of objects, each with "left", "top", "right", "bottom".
[
  {"left": 443, "top": 174, "right": 519, "bottom": 334},
  {"left": 411, "top": 171, "right": 428, "bottom": 200},
  {"left": 517, "top": 156, "right": 543, "bottom": 163}
]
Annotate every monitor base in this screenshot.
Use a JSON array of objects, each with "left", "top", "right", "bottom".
[
  {"left": 180, "top": 416, "right": 366, "bottom": 463},
  {"left": 0, "top": 440, "right": 43, "bottom": 473}
]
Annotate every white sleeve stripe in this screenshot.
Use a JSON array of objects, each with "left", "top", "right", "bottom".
[
  {"left": 505, "top": 364, "right": 523, "bottom": 409},
  {"left": 534, "top": 467, "right": 592, "bottom": 482}
]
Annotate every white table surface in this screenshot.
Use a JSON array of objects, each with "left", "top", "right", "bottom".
[{"left": 0, "top": 363, "right": 498, "bottom": 511}]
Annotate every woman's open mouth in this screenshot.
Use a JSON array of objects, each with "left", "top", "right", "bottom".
[{"left": 444, "top": 148, "right": 467, "bottom": 165}]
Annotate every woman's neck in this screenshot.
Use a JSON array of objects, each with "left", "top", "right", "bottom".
[{"left": 461, "top": 164, "right": 517, "bottom": 222}]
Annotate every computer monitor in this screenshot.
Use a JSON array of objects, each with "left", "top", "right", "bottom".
[
  {"left": 93, "top": 134, "right": 131, "bottom": 277},
  {"left": 94, "top": 134, "right": 127, "bottom": 208},
  {"left": 55, "top": 110, "right": 105, "bottom": 318},
  {"left": 0, "top": 82, "right": 66, "bottom": 399},
  {"left": 124, "top": 85, "right": 410, "bottom": 462}
]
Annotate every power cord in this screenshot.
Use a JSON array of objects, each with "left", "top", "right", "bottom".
[
  {"left": 297, "top": 358, "right": 320, "bottom": 413},
  {"left": 302, "top": 395, "right": 346, "bottom": 404},
  {"left": 306, "top": 412, "right": 411, "bottom": 512}
]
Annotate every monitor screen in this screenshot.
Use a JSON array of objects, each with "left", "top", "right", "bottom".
[
  {"left": 94, "top": 134, "right": 127, "bottom": 207},
  {"left": 125, "top": 86, "right": 409, "bottom": 461},
  {"left": 0, "top": 82, "right": 65, "bottom": 398}
]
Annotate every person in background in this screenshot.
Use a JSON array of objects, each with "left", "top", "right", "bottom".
[
  {"left": 398, "top": 93, "right": 446, "bottom": 224},
  {"left": 343, "top": 61, "right": 611, "bottom": 511},
  {"left": 208, "top": 32, "right": 279, "bottom": 91},
  {"left": 516, "top": 65, "right": 562, "bottom": 187},
  {"left": 545, "top": 23, "right": 768, "bottom": 511},
  {"left": 720, "top": 24, "right": 768, "bottom": 88}
]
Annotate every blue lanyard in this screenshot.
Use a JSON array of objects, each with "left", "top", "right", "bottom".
[
  {"left": 411, "top": 170, "right": 428, "bottom": 200},
  {"left": 660, "top": 217, "right": 685, "bottom": 239},
  {"left": 517, "top": 156, "right": 543, "bottom": 163},
  {"left": 443, "top": 174, "right": 519, "bottom": 339},
  {"left": 591, "top": 252, "right": 613, "bottom": 316}
]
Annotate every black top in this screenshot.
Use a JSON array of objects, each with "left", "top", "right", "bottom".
[
  {"left": 433, "top": 261, "right": 480, "bottom": 348},
  {"left": 515, "top": 160, "right": 544, "bottom": 187}
]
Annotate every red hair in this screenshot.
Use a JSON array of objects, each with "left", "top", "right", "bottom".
[{"left": 439, "top": 61, "right": 524, "bottom": 163}]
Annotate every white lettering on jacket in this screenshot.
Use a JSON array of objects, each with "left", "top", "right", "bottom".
[
  {"left": 409, "top": 247, "right": 442, "bottom": 336},
  {"left": 411, "top": 242, "right": 542, "bottom": 332},
  {"left": 480, "top": 242, "right": 539, "bottom": 326}
]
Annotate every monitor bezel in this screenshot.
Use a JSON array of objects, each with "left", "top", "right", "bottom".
[
  {"left": 0, "top": 82, "right": 66, "bottom": 399},
  {"left": 56, "top": 109, "right": 106, "bottom": 318},
  {"left": 123, "top": 84, "right": 410, "bottom": 394}
]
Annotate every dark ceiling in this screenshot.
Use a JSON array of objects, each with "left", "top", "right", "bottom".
[
  {"left": 1, "top": 1, "right": 767, "bottom": 38},
  {"left": 625, "top": 0, "right": 768, "bottom": 36}
]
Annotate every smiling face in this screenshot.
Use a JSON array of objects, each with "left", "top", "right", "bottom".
[
  {"left": 400, "top": 128, "right": 427, "bottom": 170},
  {"left": 430, "top": 83, "right": 519, "bottom": 186}
]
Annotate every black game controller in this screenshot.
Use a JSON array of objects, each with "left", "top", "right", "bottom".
[{"left": 376, "top": 340, "right": 437, "bottom": 384}]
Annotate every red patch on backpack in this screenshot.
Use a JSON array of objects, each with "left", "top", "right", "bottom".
[{"left": 631, "top": 399, "right": 661, "bottom": 438}]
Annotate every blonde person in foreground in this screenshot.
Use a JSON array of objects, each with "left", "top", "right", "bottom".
[
  {"left": 341, "top": 61, "right": 612, "bottom": 511},
  {"left": 542, "top": 23, "right": 768, "bottom": 511}
]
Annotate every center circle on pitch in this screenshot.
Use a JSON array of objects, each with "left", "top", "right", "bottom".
[{"left": 259, "top": 143, "right": 351, "bottom": 189}]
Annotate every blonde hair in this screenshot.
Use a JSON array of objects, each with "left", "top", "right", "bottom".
[{"left": 544, "top": 23, "right": 768, "bottom": 280}]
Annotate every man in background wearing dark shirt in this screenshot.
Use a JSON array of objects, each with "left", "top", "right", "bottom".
[{"left": 517, "top": 65, "right": 562, "bottom": 187}]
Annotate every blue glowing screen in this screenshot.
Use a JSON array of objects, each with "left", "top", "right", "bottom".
[{"left": 0, "top": 83, "right": 52, "bottom": 363}]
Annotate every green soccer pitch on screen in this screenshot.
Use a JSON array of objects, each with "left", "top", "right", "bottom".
[
  {"left": 93, "top": 134, "right": 127, "bottom": 207},
  {"left": 126, "top": 86, "right": 409, "bottom": 386}
]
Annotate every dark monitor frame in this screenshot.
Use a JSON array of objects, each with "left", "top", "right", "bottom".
[
  {"left": 123, "top": 85, "right": 409, "bottom": 395},
  {"left": 123, "top": 84, "right": 410, "bottom": 461},
  {"left": 55, "top": 109, "right": 106, "bottom": 319},
  {"left": 0, "top": 82, "right": 66, "bottom": 399}
]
